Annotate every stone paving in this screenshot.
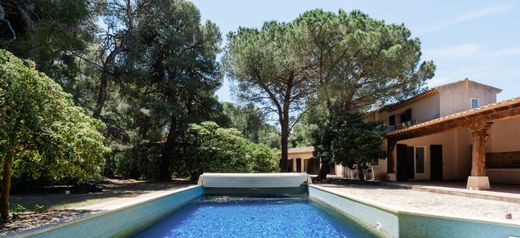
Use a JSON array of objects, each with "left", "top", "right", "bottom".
[{"left": 315, "top": 183, "right": 520, "bottom": 224}]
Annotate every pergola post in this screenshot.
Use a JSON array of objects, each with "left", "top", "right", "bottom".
[{"left": 467, "top": 122, "right": 493, "bottom": 190}]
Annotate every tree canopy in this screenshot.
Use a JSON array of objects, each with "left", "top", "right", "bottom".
[
  {"left": 224, "top": 21, "right": 319, "bottom": 171},
  {"left": 0, "top": 49, "right": 109, "bottom": 219},
  {"left": 225, "top": 9, "right": 435, "bottom": 173}
]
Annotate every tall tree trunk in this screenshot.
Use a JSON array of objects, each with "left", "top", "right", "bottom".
[
  {"left": 159, "top": 117, "right": 177, "bottom": 181},
  {"left": 93, "top": 47, "right": 121, "bottom": 119},
  {"left": 317, "top": 160, "right": 330, "bottom": 181},
  {"left": 92, "top": 71, "right": 108, "bottom": 119},
  {"left": 1, "top": 157, "right": 13, "bottom": 221},
  {"left": 279, "top": 110, "right": 290, "bottom": 172},
  {"left": 357, "top": 163, "right": 365, "bottom": 181}
]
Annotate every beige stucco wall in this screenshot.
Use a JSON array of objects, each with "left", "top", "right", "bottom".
[
  {"left": 438, "top": 80, "right": 499, "bottom": 117},
  {"left": 400, "top": 128, "right": 472, "bottom": 180},
  {"left": 488, "top": 116, "right": 520, "bottom": 152},
  {"left": 396, "top": 117, "right": 520, "bottom": 184},
  {"left": 386, "top": 93, "right": 441, "bottom": 125},
  {"left": 486, "top": 116, "right": 520, "bottom": 184},
  {"left": 286, "top": 152, "right": 313, "bottom": 160}
]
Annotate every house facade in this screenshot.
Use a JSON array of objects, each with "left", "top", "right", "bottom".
[
  {"left": 367, "top": 79, "right": 520, "bottom": 188},
  {"left": 281, "top": 146, "right": 321, "bottom": 174}
]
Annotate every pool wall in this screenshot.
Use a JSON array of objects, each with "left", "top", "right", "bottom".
[
  {"left": 26, "top": 185, "right": 203, "bottom": 238},
  {"left": 309, "top": 185, "right": 520, "bottom": 238},
  {"left": 309, "top": 185, "right": 398, "bottom": 237}
]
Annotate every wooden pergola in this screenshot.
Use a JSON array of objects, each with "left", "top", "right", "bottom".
[{"left": 385, "top": 97, "right": 520, "bottom": 189}]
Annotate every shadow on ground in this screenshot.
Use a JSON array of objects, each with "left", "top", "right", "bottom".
[{"left": 9, "top": 179, "right": 195, "bottom": 211}]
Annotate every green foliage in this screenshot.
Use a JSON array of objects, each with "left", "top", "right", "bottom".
[
  {"left": 246, "top": 143, "right": 280, "bottom": 173},
  {"left": 0, "top": 49, "right": 109, "bottom": 182},
  {"left": 294, "top": 10, "right": 435, "bottom": 178},
  {"left": 289, "top": 118, "right": 317, "bottom": 148},
  {"left": 0, "top": 0, "right": 99, "bottom": 91},
  {"left": 174, "top": 122, "right": 279, "bottom": 180},
  {"left": 222, "top": 103, "right": 263, "bottom": 142},
  {"left": 331, "top": 113, "right": 386, "bottom": 179},
  {"left": 224, "top": 19, "right": 320, "bottom": 171},
  {"left": 34, "top": 204, "right": 47, "bottom": 213},
  {"left": 120, "top": 0, "right": 224, "bottom": 180},
  {"left": 11, "top": 204, "right": 27, "bottom": 213},
  {"left": 222, "top": 102, "right": 281, "bottom": 150}
]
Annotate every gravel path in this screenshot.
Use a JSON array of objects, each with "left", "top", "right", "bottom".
[{"left": 315, "top": 184, "right": 520, "bottom": 224}]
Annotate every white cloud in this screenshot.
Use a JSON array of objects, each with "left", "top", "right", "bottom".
[{"left": 419, "top": 4, "right": 512, "bottom": 34}]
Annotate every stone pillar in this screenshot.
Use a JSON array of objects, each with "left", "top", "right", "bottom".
[{"left": 467, "top": 122, "right": 493, "bottom": 190}]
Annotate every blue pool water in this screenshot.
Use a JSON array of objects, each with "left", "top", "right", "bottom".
[{"left": 132, "top": 197, "right": 376, "bottom": 238}]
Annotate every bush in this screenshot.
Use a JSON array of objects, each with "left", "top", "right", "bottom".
[
  {"left": 175, "top": 121, "right": 279, "bottom": 180},
  {"left": 247, "top": 143, "right": 279, "bottom": 173},
  {"left": 110, "top": 121, "right": 280, "bottom": 181}
]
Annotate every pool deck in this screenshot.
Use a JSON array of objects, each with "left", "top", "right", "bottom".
[
  {"left": 313, "top": 183, "right": 520, "bottom": 225},
  {"left": 383, "top": 181, "right": 520, "bottom": 203},
  {"left": 72, "top": 184, "right": 195, "bottom": 211}
]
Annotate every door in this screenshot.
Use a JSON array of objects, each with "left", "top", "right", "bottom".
[
  {"left": 396, "top": 144, "right": 408, "bottom": 181},
  {"left": 288, "top": 159, "right": 293, "bottom": 172},
  {"left": 407, "top": 146, "right": 415, "bottom": 179},
  {"left": 430, "top": 145, "right": 443, "bottom": 181},
  {"left": 296, "top": 158, "right": 302, "bottom": 172}
]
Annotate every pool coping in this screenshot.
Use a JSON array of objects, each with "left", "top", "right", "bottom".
[
  {"left": 309, "top": 195, "right": 387, "bottom": 238},
  {"left": 309, "top": 184, "right": 520, "bottom": 228},
  {"left": 15, "top": 185, "right": 202, "bottom": 238}
]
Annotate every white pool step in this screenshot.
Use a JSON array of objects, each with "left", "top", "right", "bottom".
[{"left": 198, "top": 173, "right": 311, "bottom": 188}]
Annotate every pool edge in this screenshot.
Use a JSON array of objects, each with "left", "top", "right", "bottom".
[{"left": 20, "top": 185, "right": 203, "bottom": 238}]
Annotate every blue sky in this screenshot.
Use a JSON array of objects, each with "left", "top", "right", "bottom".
[{"left": 191, "top": 0, "right": 520, "bottom": 102}]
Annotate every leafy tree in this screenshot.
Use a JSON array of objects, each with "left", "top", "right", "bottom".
[
  {"left": 122, "top": 0, "right": 223, "bottom": 181},
  {"left": 289, "top": 117, "right": 317, "bottom": 148},
  {"left": 257, "top": 124, "right": 281, "bottom": 150},
  {"left": 0, "top": 50, "right": 109, "bottom": 220},
  {"left": 246, "top": 143, "right": 279, "bottom": 173},
  {"left": 293, "top": 10, "right": 435, "bottom": 179},
  {"left": 224, "top": 22, "right": 319, "bottom": 172},
  {"left": 222, "top": 102, "right": 282, "bottom": 150},
  {"left": 331, "top": 113, "right": 386, "bottom": 181},
  {"left": 222, "top": 102, "right": 264, "bottom": 143},
  {"left": 174, "top": 122, "right": 278, "bottom": 180},
  {"left": 0, "top": 0, "right": 99, "bottom": 92}
]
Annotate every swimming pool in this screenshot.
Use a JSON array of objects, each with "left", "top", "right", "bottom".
[
  {"left": 131, "top": 197, "right": 377, "bottom": 238},
  {"left": 25, "top": 174, "right": 520, "bottom": 238}
]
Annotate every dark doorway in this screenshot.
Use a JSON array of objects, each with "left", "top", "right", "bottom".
[
  {"left": 296, "top": 158, "right": 302, "bottom": 172},
  {"left": 430, "top": 145, "right": 443, "bottom": 181},
  {"left": 288, "top": 159, "right": 293, "bottom": 172},
  {"left": 407, "top": 146, "right": 415, "bottom": 179},
  {"left": 400, "top": 108, "right": 412, "bottom": 124},
  {"left": 396, "top": 144, "right": 408, "bottom": 181},
  {"left": 389, "top": 115, "right": 396, "bottom": 126}
]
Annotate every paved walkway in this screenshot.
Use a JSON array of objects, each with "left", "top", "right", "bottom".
[
  {"left": 383, "top": 181, "right": 520, "bottom": 203},
  {"left": 315, "top": 183, "right": 520, "bottom": 225},
  {"left": 73, "top": 184, "right": 195, "bottom": 211}
]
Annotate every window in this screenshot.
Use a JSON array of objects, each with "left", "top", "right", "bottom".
[
  {"left": 416, "top": 147, "right": 425, "bottom": 173},
  {"left": 471, "top": 98, "right": 479, "bottom": 109},
  {"left": 400, "top": 108, "right": 412, "bottom": 123},
  {"left": 388, "top": 115, "right": 396, "bottom": 126}
]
